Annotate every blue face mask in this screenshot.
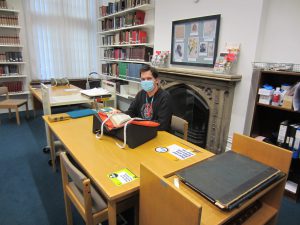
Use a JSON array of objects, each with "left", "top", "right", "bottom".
[{"left": 141, "top": 80, "right": 155, "bottom": 92}]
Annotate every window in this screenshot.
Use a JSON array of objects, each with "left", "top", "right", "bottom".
[{"left": 24, "top": 0, "right": 97, "bottom": 80}]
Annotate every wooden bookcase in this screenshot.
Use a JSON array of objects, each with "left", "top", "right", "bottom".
[
  {"left": 97, "top": 0, "right": 155, "bottom": 110},
  {"left": 250, "top": 70, "right": 300, "bottom": 200},
  {"left": 0, "top": 6, "right": 28, "bottom": 98}
]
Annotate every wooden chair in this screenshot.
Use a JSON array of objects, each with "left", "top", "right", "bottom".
[
  {"left": 171, "top": 115, "right": 188, "bottom": 141},
  {"left": 0, "top": 86, "right": 29, "bottom": 125},
  {"left": 60, "top": 152, "right": 138, "bottom": 225}
]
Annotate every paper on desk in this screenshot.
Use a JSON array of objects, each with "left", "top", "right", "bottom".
[
  {"left": 80, "top": 88, "right": 110, "bottom": 97},
  {"left": 64, "top": 88, "right": 79, "bottom": 92},
  {"left": 167, "top": 144, "right": 195, "bottom": 160},
  {"left": 108, "top": 168, "right": 138, "bottom": 186}
]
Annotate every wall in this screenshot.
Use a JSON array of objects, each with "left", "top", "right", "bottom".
[
  {"left": 154, "top": 0, "right": 264, "bottom": 137},
  {"left": 255, "top": 0, "right": 300, "bottom": 63}
]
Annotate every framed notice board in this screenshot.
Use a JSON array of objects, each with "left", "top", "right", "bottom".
[{"left": 170, "top": 14, "right": 221, "bottom": 67}]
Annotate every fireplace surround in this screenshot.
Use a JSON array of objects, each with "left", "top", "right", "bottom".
[{"left": 157, "top": 67, "right": 241, "bottom": 154}]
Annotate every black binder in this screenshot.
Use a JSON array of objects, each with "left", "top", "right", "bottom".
[{"left": 176, "top": 151, "right": 285, "bottom": 211}]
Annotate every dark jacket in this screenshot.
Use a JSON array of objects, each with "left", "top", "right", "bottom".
[{"left": 125, "top": 88, "right": 172, "bottom": 131}]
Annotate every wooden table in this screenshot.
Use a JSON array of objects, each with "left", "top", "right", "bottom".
[
  {"left": 30, "top": 84, "right": 93, "bottom": 114},
  {"left": 43, "top": 115, "right": 214, "bottom": 225}
]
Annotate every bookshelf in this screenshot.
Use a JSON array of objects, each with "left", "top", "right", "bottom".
[
  {"left": 0, "top": 1, "right": 28, "bottom": 99},
  {"left": 250, "top": 69, "right": 300, "bottom": 201},
  {"left": 97, "top": 0, "right": 154, "bottom": 109}
]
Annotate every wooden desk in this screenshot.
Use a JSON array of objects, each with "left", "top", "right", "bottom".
[
  {"left": 30, "top": 84, "right": 92, "bottom": 114},
  {"left": 43, "top": 115, "right": 214, "bottom": 225},
  {"left": 140, "top": 134, "right": 292, "bottom": 225}
]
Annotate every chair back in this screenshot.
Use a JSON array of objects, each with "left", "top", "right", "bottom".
[
  {"left": 60, "top": 152, "right": 107, "bottom": 225},
  {"left": 171, "top": 115, "right": 188, "bottom": 141},
  {"left": 41, "top": 83, "right": 51, "bottom": 115},
  {"left": 0, "top": 86, "right": 9, "bottom": 99}
]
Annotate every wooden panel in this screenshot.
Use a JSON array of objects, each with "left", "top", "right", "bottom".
[
  {"left": 231, "top": 133, "right": 292, "bottom": 174},
  {"left": 139, "top": 164, "right": 201, "bottom": 225}
]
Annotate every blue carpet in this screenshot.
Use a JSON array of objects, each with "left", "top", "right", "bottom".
[{"left": 0, "top": 110, "right": 299, "bottom": 224}]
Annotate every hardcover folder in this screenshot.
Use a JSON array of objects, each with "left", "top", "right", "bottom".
[{"left": 176, "top": 151, "right": 285, "bottom": 211}]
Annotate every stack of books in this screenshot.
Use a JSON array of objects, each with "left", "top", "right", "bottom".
[
  {"left": 0, "top": 15, "right": 18, "bottom": 26},
  {"left": 104, "top": 46, "right": 152, "bottom": 61},
  {"left": 0, "top": 35, "right": 20, "bottom": 45},
  {"left": 0, "top": 52, "right": 23, "bottom": 62},
  {"left": 99, "top": 0, "right": 150, "bottom": 17},
  {"left": 0, "top": 65, "right": 18, "bottom": 75},
  {"left": 1, "top": 81, "right": 23, "bottom": 92}
]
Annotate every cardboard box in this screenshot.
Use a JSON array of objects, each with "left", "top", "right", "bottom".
[
  {"left": 259, "top": 95, "right": 272, "bottom": 105},
  {"left": 258, "top": 88, "right": 274, "bottom": 96},
  {"left": 282, "top": 95, "right": 293, "bottom": 109}
]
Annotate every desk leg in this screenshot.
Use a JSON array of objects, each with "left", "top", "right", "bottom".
[
  {"left": 108, "top": 200, "right": 117, "bottom": 225},
  {"left": 46, "top": 124, "right": 56, "bottom": 171}
]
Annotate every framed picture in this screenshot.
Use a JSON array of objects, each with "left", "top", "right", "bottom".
[{"left": 171, "top": 14, "right": 221, "bottom": 67}]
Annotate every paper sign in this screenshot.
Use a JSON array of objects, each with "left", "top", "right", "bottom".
[
  {"left": 167, "top": 144, "right": 195, "bottom": 160},
  {"left": 108, "top": 168, "right": 138, "bottom": 186}
]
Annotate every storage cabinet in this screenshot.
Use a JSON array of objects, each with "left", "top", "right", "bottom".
[
  {"left": 97, "top": 0, "right": 154, "bottom": 109},
  {"left": 0, "top": 4, "right": 28, "bottom": 97},
  {"left": 250, "top": 70, "right": 300, "bottom": 200}
]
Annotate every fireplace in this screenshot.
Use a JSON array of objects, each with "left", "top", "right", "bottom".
[
  {"left": 167, "top": 84, "right": 209, "bottom": 148},
  {"left": 157, "top": 67, "right": 241, "bottom": 154}
]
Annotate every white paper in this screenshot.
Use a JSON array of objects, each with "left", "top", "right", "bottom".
[
  {"left": 285, "top": 180, "right": 298, "bottom": 193},
  {"left": 80, "top": 88, "right": 110, "bottom": 97},
  {"left": 167, "top": 144, "right": 195, "bottom": 160},
  {"left": 117, "top": 171, "right": 134, "bottom": 184}
]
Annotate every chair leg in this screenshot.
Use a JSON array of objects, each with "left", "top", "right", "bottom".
[
  {"left": 15, "top": 107, "right": 20, "bottom": 125},
  {"left": 25, "top": 102, "right": 29, "bottom": 119},
  {"left": 8, "top": 108, "right": 12, "bottom": 119},
  {"left": 64, "top": 196, "right": 73, "bottom": 225}
]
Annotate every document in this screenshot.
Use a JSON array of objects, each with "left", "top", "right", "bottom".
[
  {"left": 167, "top": 144, "right": 195, "bottom": 160},
  {"left": 80, "top": 87, "right": 111, "bottom": 97},
  {"left": 108, "top": 168, "right": 138, "bottom": 186}
]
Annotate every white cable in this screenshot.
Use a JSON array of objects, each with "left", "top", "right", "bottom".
[{"left": 95, "top": 114, "right": 113, "bottom": 139}]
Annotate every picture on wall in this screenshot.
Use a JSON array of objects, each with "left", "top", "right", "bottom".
[{"left": 171, "top": 14, "right": 221, "bottom": 67}]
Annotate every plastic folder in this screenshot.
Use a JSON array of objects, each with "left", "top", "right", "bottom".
[
  {"left": 176, "top": 151, "right": 285, "bottom": 211},
  {"left": 66, "top": 109, "right": 96, "bottom": 119}
]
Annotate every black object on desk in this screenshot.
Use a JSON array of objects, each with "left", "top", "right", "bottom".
[{"left": 176, "top": 151, "right": 285, "bottom": 211}]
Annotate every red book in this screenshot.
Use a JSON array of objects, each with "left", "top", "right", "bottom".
[
  {"left": 138, "top": 30, "right": 147, "bottom": 43},
  {"left": 131, "top": 30, "right": 137, "bottom": 44},
  {"left": 134, "top": 11, "right": 145, "bottom": 25}
]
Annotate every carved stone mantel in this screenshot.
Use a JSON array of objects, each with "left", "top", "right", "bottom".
[{"left": 157, "top": 67, "right": 242, "bottom": 154}]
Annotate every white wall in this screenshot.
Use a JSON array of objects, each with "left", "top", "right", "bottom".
[
  {"left": 154, "top": 0, "right": 264, "bottom": 136},
  {"left": 255, "top": 0, "right": 300, "bottom": 63}
]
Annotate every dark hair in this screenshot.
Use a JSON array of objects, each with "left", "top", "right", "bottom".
[{"left": 140, "top": 65, "right": 159, "bottom": 79}]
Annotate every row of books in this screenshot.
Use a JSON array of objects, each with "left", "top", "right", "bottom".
[
  {"left": 277, "top": 120, "right": 300, "bottom": 158},
  {"left": 103, "top": 46, "right": 152, "bottom": 62},
  {"left": 0, "top": 0, "right": 7, "bottom": 9},
  {"left": 0, "top": 15, "right": 18, "bottom": 26},
  {"left": 101, "top": 10, "right": 145, "bottom": 31},
  {"left": 99, "top": 0, "right": 150, "bottom": 17},
  {"left": 102, "top": 62, "right": 143, "bottom": 80},
  {"left": 0, "top": 52, "right": 23, "bottom": 62},
  {"left": 0, "top": 35, "right": 20, "bottom": 45},
  {"left": 102, "top": 30, "right": 147, "bottom": 45},
  {"left": 0, "top": 65, "right": 18, "bottom": 75},
  {"left": 1, "top": 81, "right": 23, "bottom": 92}
]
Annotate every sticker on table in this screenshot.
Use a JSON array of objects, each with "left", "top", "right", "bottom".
[
  {"left": 167, "top": 144, "right": 195, "bottom": 160},
  {"left": 155, "top": 147, "right": 168, "bottom": 153},
  {"left": 108, "top": 168, "right": 138, "bottom": 186}
]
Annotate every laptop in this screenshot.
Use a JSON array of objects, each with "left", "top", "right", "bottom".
[{"left": 176, "top": 151, "right": 285, "bottom": 211}]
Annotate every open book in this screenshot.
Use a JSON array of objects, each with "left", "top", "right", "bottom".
[
  {"left": 99, "top": 107, "right": 132, "bottom": 127},
  {"left": 110, "top": 113, "right": 132, "bottom": 127}
]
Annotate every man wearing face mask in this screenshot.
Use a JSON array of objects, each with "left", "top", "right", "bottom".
[{"left": 125, "top": 65, "right": 173, "bottom": 131}]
